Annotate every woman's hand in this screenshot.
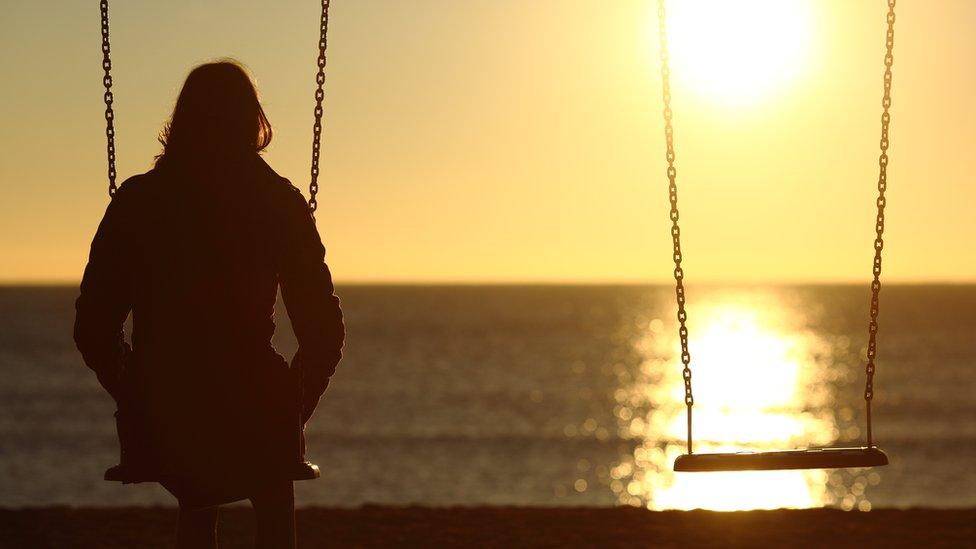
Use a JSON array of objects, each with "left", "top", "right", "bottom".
[
  {"left": 291, "top": 353, "right": 330, "bottom": 424},
  {"left": 301, "top": 378, "right": 329, "bottom": 424},
  {"left": 97, "top": 369, "right": 125, "bottom": 405}
]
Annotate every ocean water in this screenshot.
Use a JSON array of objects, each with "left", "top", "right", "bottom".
[{"left": 1, "top": 285, "right": 974, "bottom": 510}]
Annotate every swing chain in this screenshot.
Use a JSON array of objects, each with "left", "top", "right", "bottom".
[
  {"left": 658, "top": 0, "right": 896, "bottom": 454},
  {"left": 865, "top": 0, "right": 896, "bottom": 448},
  {"left": 100, "top": 0, "right": 118, "bottom": 198},
  {"left": 657, "top": 0, "right": 694, "bottom": 455},
  {"left": 308, "top": 0, "right": 331, "bottom": 214}
]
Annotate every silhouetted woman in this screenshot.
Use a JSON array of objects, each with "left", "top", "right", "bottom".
[{"left": 74, "top": 60, "right": 345, "bottom": 549}]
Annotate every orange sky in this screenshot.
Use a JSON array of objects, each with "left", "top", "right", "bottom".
[{"left": 1, "top": 0, "right": 973, "bottom": 283}]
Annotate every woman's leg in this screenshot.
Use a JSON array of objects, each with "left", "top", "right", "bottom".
[
  {"left": 250, "top": 480, "right": 296, "bottom": 549},
  {"left": 175, "top": 505, "right": 219, "bottom": 549}
]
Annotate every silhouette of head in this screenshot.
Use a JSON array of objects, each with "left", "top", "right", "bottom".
[{"left": 156, "top": 60, "right": 272, "bottom": 167}]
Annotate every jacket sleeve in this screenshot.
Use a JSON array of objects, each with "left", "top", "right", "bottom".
[
  {"left": 279, "top": 187, "right": 345, "bottom": 399},
  {"left": 74, "top": 184, "right": 133, "bottom": 398}
]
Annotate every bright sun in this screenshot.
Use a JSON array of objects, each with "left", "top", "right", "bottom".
[{"left": 664, "top": 0, "right": 813, "bottom": 104}]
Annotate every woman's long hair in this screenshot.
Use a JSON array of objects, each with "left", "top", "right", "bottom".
[{"left": 155, "top": 60, "right": 272, "bottom": 168}]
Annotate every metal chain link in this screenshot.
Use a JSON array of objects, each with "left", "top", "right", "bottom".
[
  {"left": 98, "top": 0, "right": 128, "bottom": 349},
  {"left": 657, "top": 0, "right": 694, "bottom": 455},
  {"left": 308, "top": 0, "right": 331, "bottom": 215},
  {"left": 864, "top": 0, "right": 897, "bottom": 448},
  {"left": 657, "top": 0, "right": 896, "bottom": 454},
  {"left": 100, "top": 0, "right": 118, "bottom": 198}
]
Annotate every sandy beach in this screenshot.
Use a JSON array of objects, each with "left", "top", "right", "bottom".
[{"left": 1, "top": 507, "right": 972, "bottom": 548}]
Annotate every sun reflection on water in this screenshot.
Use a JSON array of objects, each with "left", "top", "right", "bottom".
[{"left": 610, "top": 292, "right": 877, "bottom": 511}]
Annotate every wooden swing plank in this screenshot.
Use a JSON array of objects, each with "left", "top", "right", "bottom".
[
  {"left": 105, "top": 461, "right": 320, "bottom": 483},
  {"left": 673, "top": 447, "right": 888, "bottom": 472}
]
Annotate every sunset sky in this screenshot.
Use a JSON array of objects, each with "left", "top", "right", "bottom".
[{"left": 1, "top": 0, "right": 973, "bottom": 283}]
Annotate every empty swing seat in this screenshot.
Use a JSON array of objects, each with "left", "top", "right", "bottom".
[{"left": 673, "top": 447, "right": 888, "bottom": 472}]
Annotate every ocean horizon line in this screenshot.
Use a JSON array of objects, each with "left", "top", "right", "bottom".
[{"left": 4, "top": 279, "right": 976, "bottom": 288}]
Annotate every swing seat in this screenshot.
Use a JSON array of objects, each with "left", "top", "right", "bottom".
[
  {"left": 104, "top": 405, "right": 322, "bottom": 483},
  {"left": 105, "top": 461, "right": 321, "bottom": 483},
  {"left": 673, "top": 447, "right": 888, "bottom": 472}
]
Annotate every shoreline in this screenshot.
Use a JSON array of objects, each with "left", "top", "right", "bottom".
[{"left": 2, "top": 506, "right": 973, "bottom": 548}]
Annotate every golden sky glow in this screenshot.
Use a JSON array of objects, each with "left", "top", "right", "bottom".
[{"left": 1, "top": 0, "right": 974, "bottom": 283}]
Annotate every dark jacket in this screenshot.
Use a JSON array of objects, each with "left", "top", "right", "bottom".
[{"left": 74, "top": 155, "right": 344, "bottom": 495}]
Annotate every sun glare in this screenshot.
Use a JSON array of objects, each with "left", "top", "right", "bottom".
[
  {"left": 663, "top": 0, "right": 814, "bottom": 104},
  {"left": 611, "top": 292, "right": 865, "bottom": 511}
]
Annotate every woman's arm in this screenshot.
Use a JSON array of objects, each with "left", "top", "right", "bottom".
[
  {"left": 74, "top": 184, "right": 134, "bottom": 402},
  {"left": 278, "top": 186, "right": 346, "bottom": 421}
]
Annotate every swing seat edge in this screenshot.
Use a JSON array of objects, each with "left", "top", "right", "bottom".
[{"left": 673, "top": 446, "right": 888, "bottom": 472}]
